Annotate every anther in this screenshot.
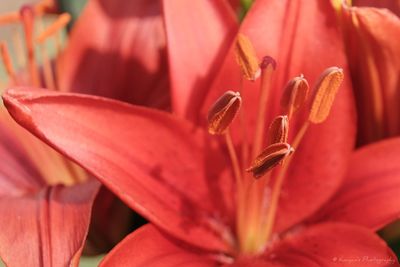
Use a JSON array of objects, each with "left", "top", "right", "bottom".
[
  {"left": 235, "top": 34, "right": 260, "bottom": 81},
  {"left": 281, "top": 75, "right": 309, "bottom": 119},
  {"left": 309, "top": 67, "right": 344, "bottom": 124},
  {"left": 267, "top": 115, "right": 289, "bottom": 145},
  {"left": 246, "top": 143, "right": 294, "bottom": 179},
  {"left": 36, "top": 13, "right": 71, "bottom": 44},
  {"left": 207, "top": 91, "right": 242, "bottom": 135}
]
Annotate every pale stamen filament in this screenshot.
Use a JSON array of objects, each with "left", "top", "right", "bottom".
[
  {"left": 12, "top": 29, "right": 26, "bottom": 67},
  {"left": 252, "top": 57, "right": 276, "bottom": 159},
  {"left": 20, "top": 6, "right": 40, "bottom": 87},
  {"left": 238, "top": 76, "right": 249, "bottom": 172},
  {"left": 259, "top": 120, "right": 309, "bottom": 244},
  {"left": 0, "top": 42, "right": 17, "bottom": 84},
  {"left": 37, "top": 17, "right": 56, "bottom": 90},
  {"left": 35, "top": 13, "right": 71, "bottom": 90}
]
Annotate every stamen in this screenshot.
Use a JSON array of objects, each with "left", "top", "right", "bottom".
[
  {"left": 246, "top": 143, "right": 294, "bottom": 179},
  {"left": 267, "top": 115, "right": 289, "bottom": 145},
  {"left": 36, "top": 13, "right": 71, "bottom": 44},
  {"left": 252, "top": 56, "right": 276, "bottom": 158},
  {"left": 34, "top": 0, "right": 56, "bottom": 14},
  {"left": 0, "top": 42, "right": 17, "bottom": 84},
  {"left": 20, "top": 5, "right": 40, "bottom": 87},
  {"left": 309, "top": 67, "right": 344, "bottom": 124},
  {"left": 0, "top": 12, "right": 19, "bottom": 25},
  {"left": 36, "top": 17, "right": 56, "bottom": 90},
  {"left": 207, "top": 91, "right": 242, "bottom": 135},
  {"left": 0, "top": 1, "right": 49, "bottom": 25},
  {"left": 12, "top": 29, "right": 26, "bottom": 67},
  {"left": 235, "top": 34, "right": 260, "bottom": 81},
  {"left": 237, "top": 77, "right": 249, "bottom": 170},
  {"left": 281, "top": 75, "right": 309, "bottom": 119},
  {"left": 260, "top": 68, "right": 344, "bottom": 244}
]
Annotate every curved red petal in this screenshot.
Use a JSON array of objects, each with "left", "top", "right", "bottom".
[
  {"left": 310, "top": 138, "right": 400, "bottom": 230},
  {"left": 336, "top": 4, "right": 400, "bottom": 145},
  {"left": 162, "top": 0, "right": 238, "bottom": 120},
  {"left": 59, "top": 0, "right": 170, "bottom": 109},
  {"left": 0, "top": 180, "right": 100, "bottom": 267},
  {"left": 353, "top": 0, "right": 400, "bottom": 17},
  {"left": 100, "top": 224, "right": 215, "bottom": 267},
  {"left": 2, "top": 87, "right": 234, "bottom": 252},
  {"left": 203, "top": 0, "right": 356, "bottom": 233},
  {"left": 229, "top": 223, "right": 398, "bottom": 267}
]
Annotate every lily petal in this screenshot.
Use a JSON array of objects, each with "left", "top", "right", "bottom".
[
  {"left": 0, "top": 108, "right": 87, "bottom": 187},
  {"left": 0, "top": 179, "right": 100, "bottom": 267},
  {"left": 59, "top": 0, "right": 170, "bottom": 109},
  {"left": 162, "top": 0, "right": 237, "bottom": 120},
  {"left": 336, "top": 3, "right": 400, "bottom": 145},
  {"left": 353, "top": 0, "right": 400, "bottom": 17},
  {"left": 204, "top": 0, "right": 356, "bottom": 233},
  {"left": 100, "top": 224, "right": 215, "bottom": 267},
  {"left": 231, "top": 223, "right": 398, "bottom": 267},
  {"left": 2, "top": 87, "right": 234, "bottom": 252},
  {"left": 0, "top": 109, "right": 45, "bottom": 194},
  {"left": 310, "top": 138, "right": 400, "bottom": 231}
]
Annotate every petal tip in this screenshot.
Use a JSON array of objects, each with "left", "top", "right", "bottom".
[{"left": 2, "top": 87, "right": 34, "bottom": 131}]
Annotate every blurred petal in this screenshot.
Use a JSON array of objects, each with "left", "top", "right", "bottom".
[
  {"left": 162, "top": 0, "right": 237, "bottom": 120},
  {"left": 2, "top": 87, "right": 234, "bottom": 252},
  {"left": 310, "top": 138, "right": 400, "bottom": 230},
  {"left": 0, "top": 108, "right": 87, "bottom": 187},
  {"left": 353, "top": 0, "right": 400, "bottom": 17},
  {"left": 100, "top": 225, "right": 215, "bottom": 267},
  {"left": 0, "top": 180, "right": 100, "bottom": 267},
  {"left": 0, "top": 109, "right": 45, "bottom": 194},
  {"left": 204, "top": 0, "right": 356, "bottom": 233},
  {"left": 59, "top": 0, "right": 170, "bottom": 109},
  {"left": 336, "top": 3, "right": 400, "bottom": 145},
  {"left": 229, "top": 223, "right": 398, "bottom": 267}
]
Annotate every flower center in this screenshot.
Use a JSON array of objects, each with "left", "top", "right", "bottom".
[
  {"left": 207, "top": 34, "right": 344, "bottom": 256},
  {"left": 0, "top": 1, "right": 70, "bottom": 91}
]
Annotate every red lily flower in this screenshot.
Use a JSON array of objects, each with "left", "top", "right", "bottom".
[
  {"left": 0, "top": 0, "right": 183, "bottom": 264},
  {"left": 3, "top": 0, "right": 400, "bottom": 266},
  {"left": 332, "top": 0, "right": 400, "bottom": 145},
  {"left": 0, "top": 107, "right": 100, "bottom": 266},
  {"left": 0, "top": 4, "right": 102, "bottom": 266}
]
